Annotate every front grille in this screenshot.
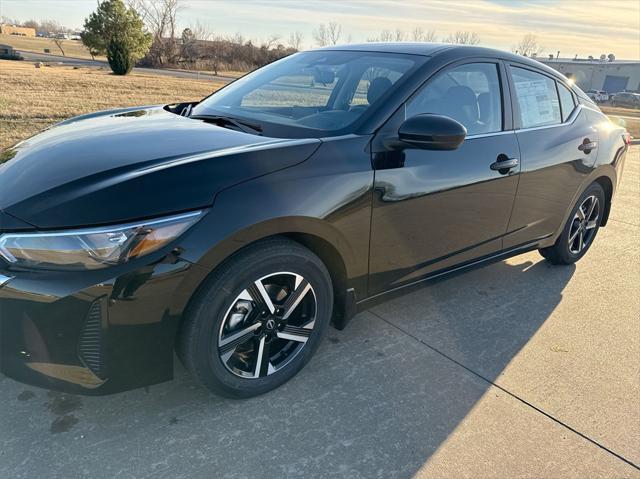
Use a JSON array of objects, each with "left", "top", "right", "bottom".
[{"left": 79, "top": 298, "right": 105, "bottom": 378}]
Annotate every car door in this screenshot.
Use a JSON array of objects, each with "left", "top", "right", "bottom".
[
  {"left": 503, "top": 65, "right": 600, "bottom": 249},
  {"left": 368, "top": 60, "right": 521, "bottom": 295}
]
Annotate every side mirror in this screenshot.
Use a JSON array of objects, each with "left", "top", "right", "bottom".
[{"left": 397, "top": 114, "right": 467, "bottom": 151}]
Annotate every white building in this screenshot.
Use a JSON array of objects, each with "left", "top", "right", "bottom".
[{"left": 539, "top": 57, "right": 640, "bottom": 94}]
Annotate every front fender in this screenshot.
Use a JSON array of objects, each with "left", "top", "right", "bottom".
[
  {"left": 177, "top": 135, "right": 374, "bottom": 296},
  {"left": 188, "top": 215, "right": 359, "bottom": 277}
]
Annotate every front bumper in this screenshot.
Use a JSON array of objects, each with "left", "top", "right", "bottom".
[{"left": 0, "top": 252, "right": 207, "bottom": 395}]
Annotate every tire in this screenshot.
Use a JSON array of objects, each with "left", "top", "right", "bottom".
[
  {"left": 177, "top": 237, "right": 333, "bottom": 398},
  {"left": 539, "top": 182, "right": 605, "bottom": 265}
]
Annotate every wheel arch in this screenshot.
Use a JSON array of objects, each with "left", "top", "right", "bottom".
[
  {"left": 281, "top": 231, "right": 353, "bottom": 329},
  {"left": 174, "top": 217, "right": 364, "bottom": 337},
  {"left": 553, "top": 165, "right": 617, "bottom": 243},
  {"left": 594, "top": 175, "right": 614, "bottom": 227}
]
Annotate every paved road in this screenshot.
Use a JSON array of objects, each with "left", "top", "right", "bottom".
[
  {"left": 18, "top": 50, "right": 236, "bottom": 82},
  {"left": 1, "top": 149, "right": 638, "bottom": 478}
]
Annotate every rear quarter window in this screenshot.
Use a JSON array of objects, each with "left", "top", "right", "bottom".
[
  {"left": 572, "top": 85, "right": 600, "bottom": 110},
  {"left": 557, "top": 82, "right": 576, "bottom": 122}
]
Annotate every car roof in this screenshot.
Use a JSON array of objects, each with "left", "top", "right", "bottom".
[
  {"left": 317, "top": 42, "right": 454, "bottom": 56},
  {"left": 317, "top": 42, "right": 567, "bottom": 80}
]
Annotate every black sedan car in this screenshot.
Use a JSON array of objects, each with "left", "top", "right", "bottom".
[{"left": 0, "top": 44, "right": 630, "bottom": 398}]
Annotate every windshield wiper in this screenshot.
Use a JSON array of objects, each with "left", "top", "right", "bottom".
[{"left": 189, "top": 114, "right": 263, "bottom": 135}]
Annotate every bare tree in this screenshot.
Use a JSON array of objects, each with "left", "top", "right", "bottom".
[
  {"left": 128, "top": 0, "right": 181, "bottom": 65},
  {"left": 443, "top": 31, "right": 480, "bottom": 45},
  {"left": 224, "top": 32, "right": 243, "bottom": 45},
  {"left": 190, "top": 22, "right": 212, "bottom": 41},
  {"left": 39, "top": 19, "right": 64, "bottom": 34},
  {"left": 53, "top": 37, "right": 66, "bottom": 56},
  {"left": 261, "top": 34, "right": 281, "bottom": 50},
  {"left": 370, "top": 27, "right": 437, "bottom": 43},
  {"left": 288, "top": 31, "right": 304, "bottom": 51},
  {"left": 313, "top": 22, "right": 342, "bottom": 46},
  {"left": 313, "top": 24, "right": 328, "bottom": 46},
  {"left": 22, "top": 19, "right": 39, "bottom": 30},
  {"left": 411, "top": 26, "right": 437, "bottom": 42},
  {"left": 327, "top": 22, "right": 342, "bottom": 45},
  {"left": 424, "top": 30, "right": 437, "bottom": 42},
  {"left": 514, "top": 33, "right": 543, "bottom": 57},
  {"left": 368, "top": 29, "right": 393, "bottom": 42}
]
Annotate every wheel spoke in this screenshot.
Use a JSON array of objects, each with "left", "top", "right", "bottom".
[
  {"left": 585, "top": 220, "right": 598, "bottom": 230},
  {"left": 282, "top": 280, "right": 311, "bottom": 320},
  {"left": 277, "top": 325, "right": 311, "bottom": 343},
  {"left": 248, "top": 280, "right": 275, "bottom": 314},
  {"left": 586, "top": 197, "right": 598, "bottom": 220},
  {"left": 576, "top": 205, "right": 586, "bottom": 221},
  {"left": 578, "top": 229, "right": 584, "bottom": 252},
  {"left": 568, "top": 227, "right": 580, "bottom": 244},
  {"left": 219, "top": 322, "right": 261, "bottom": 353},
  {"left": 253, "top": 336, "right": 274, "bottom": 378}
]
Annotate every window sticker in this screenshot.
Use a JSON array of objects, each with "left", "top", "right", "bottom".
[{"left": 514, "top": 79, "right": 555, "bottom": 126}]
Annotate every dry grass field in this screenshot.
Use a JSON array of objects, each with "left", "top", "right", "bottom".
[
  {"left": 0, "top": 33, "right": 105, "bottom": 60},
  {"left": 0, "top": 59, "right": 223, "bottom": 150}
]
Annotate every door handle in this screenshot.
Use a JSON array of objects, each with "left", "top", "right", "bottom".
[
  {"left": 578, "top": 139, "right": 598, "bottom": 153},
  {"left": 490, "top": 156, "right": 519, "bottom": 172}
]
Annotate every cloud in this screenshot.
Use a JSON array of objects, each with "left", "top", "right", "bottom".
[{"left": 183, "top": 0, "right": 639, "bottom": 58}]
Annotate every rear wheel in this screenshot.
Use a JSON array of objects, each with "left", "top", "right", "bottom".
[
  {"left": 177, "top": 237, "right": 333, "bottom": 398},
  {"left": 539, "top": 182, "right": 605, "bottom": 265}
]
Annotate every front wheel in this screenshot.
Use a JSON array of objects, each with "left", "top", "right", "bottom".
[
  {"left": 539, "top": 182, "right": 605, "bottom": 265},
  {"left": 177, "top": 237, "right": 333, "bottom": 398}
]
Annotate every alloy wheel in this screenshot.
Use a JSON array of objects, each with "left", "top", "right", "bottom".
[
  {"left": 217, "top": 272, "right": 317, "bottom": 379},
  {"left": 568, "top": 195, "right": 600, "bottom": 254}
]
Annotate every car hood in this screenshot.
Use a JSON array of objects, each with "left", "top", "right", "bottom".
[{"left": 0, "top": 106, "right": 320, "bottom": 229}]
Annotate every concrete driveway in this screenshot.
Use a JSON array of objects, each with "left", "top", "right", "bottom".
[{"left": 1, "top": 149, "right": 638, "bottom": 478}]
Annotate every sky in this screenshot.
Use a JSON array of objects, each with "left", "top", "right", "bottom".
[{"left": 1, "top": 0, "right": 639, "bottom": 59}]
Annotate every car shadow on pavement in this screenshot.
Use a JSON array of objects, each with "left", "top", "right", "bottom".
[{"left": 1, "top": 255, "right": 576, "bottom": 478}]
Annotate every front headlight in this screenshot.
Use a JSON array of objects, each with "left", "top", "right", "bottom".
[{"left": 0, "top": 210, "right": 203, "bottom": 271}]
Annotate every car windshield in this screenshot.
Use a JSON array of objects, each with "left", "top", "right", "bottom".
[{"left": 191, "top": 50, "right": 422, "bottom": 137}]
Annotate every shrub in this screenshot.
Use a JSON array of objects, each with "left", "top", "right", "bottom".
[
  {"left": 82, "top": 0, "right": 151, "bottom": 76},
  {"left": 107, "top": 40, "right": 133, "bottom": 75}
]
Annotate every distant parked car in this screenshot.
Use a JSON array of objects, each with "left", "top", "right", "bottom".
[
  {"left": 586, "top": 90, "right": 609, "bottom": 102},
  {"left": 610, "top": 92, "right": 640, "bottom": 109}
]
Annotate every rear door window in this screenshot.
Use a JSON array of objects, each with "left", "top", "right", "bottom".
[{"left": 510, "top": 67, "right": 561, "bottom": 128}]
